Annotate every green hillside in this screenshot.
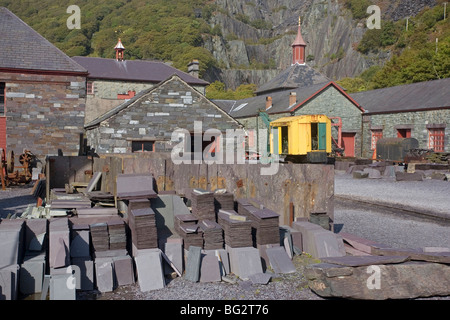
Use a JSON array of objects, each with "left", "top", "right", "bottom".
[{"left": 337, "top": 1, "right": 450, "bottom": 92}]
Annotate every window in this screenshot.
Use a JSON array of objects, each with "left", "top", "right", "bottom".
[
  {"left": 86, "top": 81, "right": 94, "bottom": 95},
  {"left": 429, "top": 128, "right": 445, "bottom": 152},
  {"left": 0, "top": 82, "right": 5, "bottom": 116},
  {"left": 371, "top": 129, "right": 383, "bottom": 150},
  {"left": 132, "top": 141, "right": 154, "bottom": 153},
  {"left": 397, "top": 128, "right": 411, "bottom": 138}
]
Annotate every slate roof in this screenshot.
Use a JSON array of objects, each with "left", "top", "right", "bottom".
[
  {"left": 216, "top": 81, "right": 361, "bottom": 119},
  {"left": 0, "top": 7, "right": 87, "bottom": 74},
  {"left": 255, "top": 63, "right": 331, "bottom": 96},
  {"left": 350, "top": 78, "right": 450, "bottom": 114},
  {"left": 85, "top": 74, "right": 238, "bottom": 129},
  {"left": 72, "top": 56, "right": 209, "bottom": 86}
]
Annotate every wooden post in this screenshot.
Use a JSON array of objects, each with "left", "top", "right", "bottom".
[{"left": 289, "top": 202, "right": 294, "bottom": 227}]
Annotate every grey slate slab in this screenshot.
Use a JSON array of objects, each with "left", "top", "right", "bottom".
[
  {"left": 184, "top": 246, "right": 202, "bottom": 282},
  {"left": 160, "top": 238, "right": 183, "bottom": 276},
  {"left": 72, "top": 258, "right": 94, "bottom": 291},
  {"left": 265, "top": 246, "right": 296, "bottom": 274},
  {"left": 95, "top": 258, "right": 114, "bottom": 293},
  {"left": 70, "top": 230, "right": 90, "bottom": 258},
  {"left": 0, "top": 228, "right": 22, "bottom": 268},
  {"left": 19, "top": 253, "right": 46, "bottom": 294},
  {"left": 0, "top": 264, "right": 19, "bottom": 300},
  {"left": 321, "top": 255, "right": 410, "bottom": 267},
  {"left": 200, "top": 253, "right": 222, "bottom": 283},
  {"left": 134, "top": 250, "right": 165, "bottom": 292},
  {"left": 228, "top": 246, "right": 263, "bottom": 280},
  {"left": 113, "top": 255, "right": 135, "bottom": 286},
  {"left": 49, "top": 230, "right": 70, "bottom": 268},
  {"left": 49, "top": 274, "right": 76, "bottom": 300},
  {"left": 248, "top": 272, "right": 272, "bottom": 285}
]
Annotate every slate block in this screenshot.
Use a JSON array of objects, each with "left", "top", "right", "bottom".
[
  {"left": 184, "top": 246, "right": 202, "bottom": 282},
  {"left": 113, "top": 255, "right": 135, "bottom": 286},
  {"left": 70, "top": 230, "right": 90, "bottom": 258},
  {"left": 49, "top": 230, "right": 70, "bottom": 269},
  {"left": 95, "top": 258, "right": 114, "bottom": 293},
  {"left": 134, "top": 250, "right": 165, "bottom": 292},
  {"left": 72, "top": 258, "right": 94, "bottom": 291},
  {"left": 19, "top": 253, "right": 46, "bottom": 295},
  {"left": 0, "top": 228, "right": 22, "bottom": 269},
  {"left": 266, "top": 246, "right": 296, "bottom": 274},
  {"left": 353, "top": 171, "right": 369, "bottom": 179},
  {"left": 248, "top": 273, "right": 272, "bottom": 285},
  {"left": 160, "top": 238, "right": 183, "bottom": 275},
  {"left": 199, "top": 253, "right": 221, "bottom": 283},
  {"left": 364, "top": 168, "right": 381, "bottom": 179},
  {"left": 395, "top": 171, "right": 424, "bottom": 181},
  {"left": 0, "top": 264, "right": 19, "bottom": 300},
  {"left": 49, "top": 274, "right": 76, "bottom": 300},
  {"left": 25, "top": 219, "right": 47, "bottom": 252},
  {"left": 227, "top": 246, "right": 263, "bottom": 280}
]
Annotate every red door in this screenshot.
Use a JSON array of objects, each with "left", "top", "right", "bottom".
[{"left": 341, "top": 133, "right": 356, "bottom": 157}]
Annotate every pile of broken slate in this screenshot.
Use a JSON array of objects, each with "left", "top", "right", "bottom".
[{"left": 1, "top": 172, "right": 449, "bottom": 300}]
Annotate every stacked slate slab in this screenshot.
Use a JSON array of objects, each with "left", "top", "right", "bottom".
[
  {"left": 89, "top": 222, "right": 109, "bottom": 252},
  {"left": 190, "top": 189, "right": 215, "bottom": 221},
  {"left": 129, "top": 208, "right": 158, "bottom": 251},
  {"left": 174, "top": 214, "right": 203, "bottom": 249},
  {"left": 213, "top": 190, "right": 235, "bottom": 213},
  {"left": 49, "top": 218, "right": 70, "bottom": 269},
  {"left": 107, "top": 219, "right": 127, "bottom": 250},
  {"left": 199, "top": 219, "right": 224, "bottom": 250},
  {"left": 237, "top": 200, "right": 280, "bottom": 246},
  {"left": 217, "top": 210, "right": 252, "bottom": 248}
]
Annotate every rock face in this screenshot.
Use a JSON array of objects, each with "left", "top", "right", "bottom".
[
  {"left": 203, "top": 0, "right": 438, "bottom": 89},
  {"left": 305, "top": 261, "right": 450, "bottom": 300}
]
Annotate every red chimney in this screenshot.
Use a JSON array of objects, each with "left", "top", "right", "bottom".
[
  {"left": 292, "top": 17, "right": 306, "bottom": 65},
  {"left": 115, "top": 38, "right": 125, "bottom": 61}
]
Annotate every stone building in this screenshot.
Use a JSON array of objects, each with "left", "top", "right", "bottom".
[
  {"left": 85, "top": 74, "right": 242, "bottom": 155},
  {"left": 351, "top": 78, "right": 450, "bottom": 158},
  {"left": 214, "top": 19, "right": 364, "bottom": 157},
  {"left": 0, "top": 7, "right": 88, "bottom": 160},
  {"left": 72, "top": 40, "right": 209, "bottom": 124}
]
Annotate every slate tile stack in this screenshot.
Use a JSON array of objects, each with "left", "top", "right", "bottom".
[
  {"left": 237, "top": 200, "right": 280, "bottom": 246},
  {"left": 174, "top": 214, "right": 203, "bottom": 249},
  {"left": 129, "top": 208, "right": 158, "bottom": 250},
  {"left": 217, "top": 209, "right": 252, "bottom": 248},
  {"left": 190, "top": 189, "right": 215, "bottom": 222},
  {"left": 251, "top": 208, "right": 280, "bottom": 245},
  {"left": 199, "top": 219, "right": 224, "bottom": 250},
  {"left": 89, "top": 222, "right": 109, "bottom": 252},
  {"left": 107, "top": 219, "right": 127, "bottom": 250},
  {"left": 213, "top": 190, "right": 235, "bottom": 214}
]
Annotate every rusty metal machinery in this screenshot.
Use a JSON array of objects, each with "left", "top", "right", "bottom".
[{"left": 1, "top": 148, "right": 36, "bottom": 189}]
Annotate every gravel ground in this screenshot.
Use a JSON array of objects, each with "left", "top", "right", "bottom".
[
  {"left": 0, "top": 184, "right": 36, "bottom": 218},
  {"left": 334, "top": 171, "right": 450, "bottom": 220}
]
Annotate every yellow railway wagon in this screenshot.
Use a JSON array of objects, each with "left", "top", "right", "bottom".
[{"left": 270, "top": 114, "right": 332, "bottom": 163}]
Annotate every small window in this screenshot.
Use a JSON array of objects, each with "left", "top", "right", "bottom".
[
  {"left": 0, "top": 82, "right": 5, "bottom": 116},
  {"left": 429, "top": 128, "right": 445, "bottom": 152},
  {"left": 397, "top": 128, "right": 411, "bottom": 138},
  {"left": 86, "top": 81, "right": 94, "bottom": 95},
  {"left": 371, "top": 129, "right": 383, "bottom": 150},
  {"left": 132, "top": 141, "right": 154, "bottom": 153}
]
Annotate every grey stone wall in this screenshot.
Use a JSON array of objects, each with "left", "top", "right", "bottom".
[
  {"left": 3, "top": 72, "right": 86, "bottom": 160},
  {"left": 362, "top": 109, "right": 450, "bottom": 158},
  {"left": 86, "top": 76, "right": 241, "bottom": 154}
]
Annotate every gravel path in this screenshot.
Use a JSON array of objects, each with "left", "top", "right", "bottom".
[
  {"left": 334, "top": 171, "right": 450, "bottom": 220},
  {"left": 0, "top": 184, "right": 36, "bottom": 218}
]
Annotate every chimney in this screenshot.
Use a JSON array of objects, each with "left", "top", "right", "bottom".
[
  {"left": 266, "top": 96, "right": 272, "bottom": 110},
  {"left": 114, "top": 38, "right": 125, "bottom": 61},
  {"left": 188, "top": 59, "right": 200, "bottom": 78},
  {"left": 289, "top": 92, "right": 297, "bottom": 107}
]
